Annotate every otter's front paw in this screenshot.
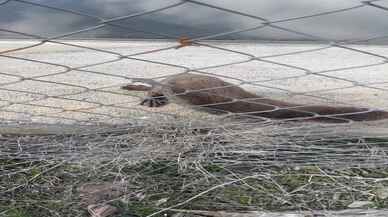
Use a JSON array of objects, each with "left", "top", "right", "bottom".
[{"left": 140, "top": 94, "right": 168, "bottom": 107}]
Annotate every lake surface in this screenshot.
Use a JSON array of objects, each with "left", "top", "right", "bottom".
[{"left": 0, "top": 40, "right": 387, "bottom": 127}]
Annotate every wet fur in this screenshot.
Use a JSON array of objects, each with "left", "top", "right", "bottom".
[{"left": 122, "top": 73, "right": 388, "bottom": 123}]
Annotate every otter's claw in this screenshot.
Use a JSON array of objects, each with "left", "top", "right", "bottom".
[{"left": 140, "top": 94, "right": 168, "bottom": 107}]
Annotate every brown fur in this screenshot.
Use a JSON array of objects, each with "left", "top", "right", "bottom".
[{"left": 122, "top": 73, "right": 388, "bottom": 123}]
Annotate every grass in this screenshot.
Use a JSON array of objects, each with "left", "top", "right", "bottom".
[
  {"left": 2, "top": 126, "right": 388, "bottom": 217},
  {"left": 5, "top": 209, "right": 31, "bottom": 217},
  {"left": 2, "top": 158, "right": 388, "bottom": 217}
]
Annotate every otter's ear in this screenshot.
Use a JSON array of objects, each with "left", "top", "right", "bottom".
[{"left": 121, "top": 83, "right": 152, "bottom": 91}]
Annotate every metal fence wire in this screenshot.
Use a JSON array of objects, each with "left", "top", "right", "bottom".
[{"left": 1, "top": 0, "right": 388, "bottom": 216}]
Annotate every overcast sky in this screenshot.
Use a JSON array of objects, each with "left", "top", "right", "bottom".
[{"left": 0, "top": 0, "right": 388, "bottom": 43}]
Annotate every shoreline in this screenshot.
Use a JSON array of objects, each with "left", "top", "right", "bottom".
[{"left": 1, "top": 38, "right": 388, "bottom": 46}]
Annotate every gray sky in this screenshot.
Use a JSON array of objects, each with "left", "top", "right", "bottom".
[{"left": 0, "top": 0, "right": 388, "bottom": 43}]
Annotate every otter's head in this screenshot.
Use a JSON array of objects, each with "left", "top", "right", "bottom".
[{"left": 121, "top": 79, "right": 171, "bottom": 108}]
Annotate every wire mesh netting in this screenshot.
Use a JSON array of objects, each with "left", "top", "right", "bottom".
[{"left": 1, "top": 0, "right": 388, "bottom": 216}]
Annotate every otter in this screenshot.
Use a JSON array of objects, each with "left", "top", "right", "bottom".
[{"left": 122, "top": 73, "right": 388, "bottom": 123}]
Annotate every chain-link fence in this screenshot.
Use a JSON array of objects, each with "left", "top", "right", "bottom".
[{"left": 1, "top": 0, "right": 388, "bottom": 216}]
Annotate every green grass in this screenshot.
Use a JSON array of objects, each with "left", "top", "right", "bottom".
[
  {"left": 2, "top": 137, "right": 388, "bottom": 216},
  {"left": 5, "top": 208, "right": 31, "bottom": 217}
]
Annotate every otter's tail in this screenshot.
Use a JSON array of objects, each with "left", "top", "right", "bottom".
[
  {"left": 240, "top": 104, "right": 388, "bottom": 123},
  {"left": 327, "top": 109, "right": 388, "bottom": 122},
  {"left": 297, "top": 106, "right": 388, "bottom": 123}
]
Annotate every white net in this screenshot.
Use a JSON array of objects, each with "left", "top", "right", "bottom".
[{"left": 1, "top": 1, "right": 388, "bottom": 216}]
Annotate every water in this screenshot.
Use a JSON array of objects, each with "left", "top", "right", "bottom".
[{"left": 0, "top": 40, "right": 387, "bottom": 125}]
